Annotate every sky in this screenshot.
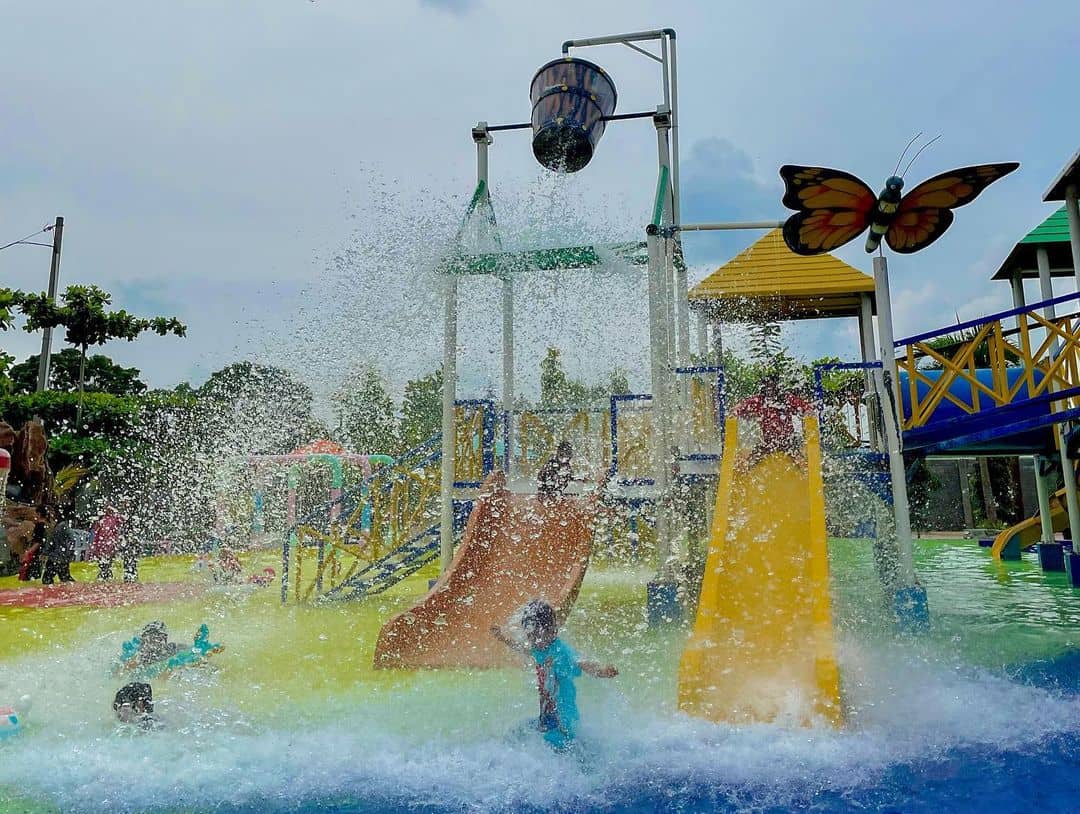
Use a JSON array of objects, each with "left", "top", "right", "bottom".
[{"left": 2, "top": 0, "right": 1079, "bottom": 410}]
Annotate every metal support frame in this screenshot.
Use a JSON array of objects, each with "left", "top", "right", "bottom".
[
  {"left": 873, "top": 255, "right": 917, "bottom": 588},
  {"left": 1037, "top": 246, "right": 1080, "bottom": 548},
  {"left": 444, "top": 29, "right": 687, "bottom": 585},
  {"left": 565, "top": 28, "right": 692, "bottom": 398},
  {"left": 676, "top": 220, "right": 785, "bottom": 232}
]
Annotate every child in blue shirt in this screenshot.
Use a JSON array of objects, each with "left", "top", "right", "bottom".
[{"left": 492, "top": 599, "right": 617, "bottom": 750}]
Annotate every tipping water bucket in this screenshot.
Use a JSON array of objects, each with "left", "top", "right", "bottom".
[{"left": 529, "top": 57, "right": 617, "bottom": 173}]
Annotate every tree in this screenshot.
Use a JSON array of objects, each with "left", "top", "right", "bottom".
[
  {"left": 608, "top": 368, "right": 630, "bottom": 396},
  {"left": 0, "top": 288, "right": 25, "bottom": 396},
  {"left": 335, "top": 367, "right": 399, "bottom": 454},
  {"left": 0, "top": 352, "right": 13, "bottom": 397},
  {"left": 9, "top": 349, "right": 146, "bottom": 396},
  {"left": 199, "top": 362, "right": 317, "bottom": 455},
  {"left": 0, "top": 287, "right": 24, "bottom": 331},
  {"left": 400, "top": 369, "right": 443, "bottom": 449},
  {"left": 539, "top": 347, "right": 623, "bottom": 408},
  {"left": 18, "top": 284, "right": 185, "bottom": 424}
]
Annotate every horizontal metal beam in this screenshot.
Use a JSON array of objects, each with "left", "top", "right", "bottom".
[
  {"left": 676, "top": 221, "right": 784, "bottom": 232},
  {"left": 562, "top": 29, "right": 673, "bottom": 53}
]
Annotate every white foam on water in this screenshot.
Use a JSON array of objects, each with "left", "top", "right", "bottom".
[{"left": 2, "top": 629, "right": 1079, "bottom": 813}]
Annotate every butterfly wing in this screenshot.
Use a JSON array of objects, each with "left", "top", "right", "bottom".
[
  {"left": 886, "top": 162, "right": 1019, "bottom": 253},
  {"left": 780, "top": 166, "right": 876, "bottom": 255}
]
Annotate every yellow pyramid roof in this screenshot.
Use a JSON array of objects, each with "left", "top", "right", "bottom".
[{"left": 688, "top": 229, "right": 876, "bottom": 321}]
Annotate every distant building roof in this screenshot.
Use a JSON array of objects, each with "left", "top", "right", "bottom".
[{"left": 991, "top": 207, "right": 1075, "bottom": 280}]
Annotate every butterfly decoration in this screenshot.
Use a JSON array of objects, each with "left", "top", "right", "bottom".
[{"left": 779, "top": 162, "right": 1019, "bottom": 256}]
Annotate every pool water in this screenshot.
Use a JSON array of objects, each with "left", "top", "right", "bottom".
[{"left": 1, "top": 538, "right": 1079, "bottom": 813}]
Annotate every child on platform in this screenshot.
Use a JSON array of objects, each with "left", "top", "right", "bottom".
[{"left": 491, "top": 599, "right": 617, "bottom": 750}]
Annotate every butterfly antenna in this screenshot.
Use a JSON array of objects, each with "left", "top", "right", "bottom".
[
  {"left": 893, "top": 132, "right": 923, "bottom": 177},
  {"left": 902, "top": 134, "right": 943, "bottom": 178}
]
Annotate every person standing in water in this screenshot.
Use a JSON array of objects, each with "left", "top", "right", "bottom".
[{"left": 492, "top": 599, "right": 617, "bottom": 750}]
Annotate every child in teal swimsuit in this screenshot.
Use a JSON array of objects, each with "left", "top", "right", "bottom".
[{"left": 492, "top": 600, "right": 617, "bottom": 750}]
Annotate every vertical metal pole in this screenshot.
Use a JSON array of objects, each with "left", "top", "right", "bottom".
[
  {"left": 654, "top": 113, "right": 686, "bottom": 426},
  {"left": 1065, "top": 184, "right": 1080, "bottom": 292},
  {"left": 659, "top": 32, "right": 690, "bottom": 380},
  {"left": 440, "top": 274, "right": 458, "bottom": 573},
  {"left": 667, "top": 32, "right": 681, "bottom": 227},
  {"left": 695, "top": 310, "right": 708, "bottom": 361},
  {"left": 35, "top": 216, "right": 64, "bottom": 392},
  {"left": 646, "top": 228, "right": 673, "bottom": 577},
  {"left": 858, "top": 293, "right": 881, "bottom": 451},
  {"left": 873, "top": 255, "right": 916, "bottom": 586},
  {"left": 502, "top": 276, "right": 514, "bottom": 478}
]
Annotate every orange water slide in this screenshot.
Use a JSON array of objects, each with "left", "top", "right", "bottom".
[{"left": 373, "top": 472, "right": 595, "bottom": 669}]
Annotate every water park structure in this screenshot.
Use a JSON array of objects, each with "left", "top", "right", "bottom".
[
  {"left": 274, "top": 29, "right": 1080, "bottom": 721},
  {"left": 6, "top": 18, "right": 1080, "bottom": 813}
]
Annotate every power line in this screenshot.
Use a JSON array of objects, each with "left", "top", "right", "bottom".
[{"left": 0, "top": 224, "right": 54, "bottom": 253}]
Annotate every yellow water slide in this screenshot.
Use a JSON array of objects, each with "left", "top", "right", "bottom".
[
  {"left": 678, "top": 415, "right": 843, "bottom": 727},
  {"left": 991, "top": 488, "right": 1068, "bottom": 560}
]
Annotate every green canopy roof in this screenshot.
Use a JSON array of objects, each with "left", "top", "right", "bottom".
[
  {"left": 438, "top": 241, "right": 650, "bottom": 276},
  {"left": 991, "top": 207, "right": 1075, "bottom": 280}
]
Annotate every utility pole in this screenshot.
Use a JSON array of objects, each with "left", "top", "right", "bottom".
[{"left": 35, "top": 216, "right": 64, "bottom": 392}]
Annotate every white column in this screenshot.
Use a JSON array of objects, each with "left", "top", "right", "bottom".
[
  {"left": 873, "top": 256, "right": 916, "bottom": 587},
  {"left": 859, "top": 293, "right": 881, "bottom": 451},
  {"left": 440, "top": 275, "right": 458, "bottom": 573},
  {"left": 1037, "top": 245, "right": 1080, "bottom": 548},
  {"left": 1010, "top": 275, "right": 1026, "bottom": 309},
  {"left": 646, "top": 229, "right": 673, "bottom": 578},
  {"left": 501, "top": 276, "right": 514, "bottom": 476},
  {"left": 695, "top": 309, "right": 708, "bottom": 362},
  {"left": 1034, "top": 456, "right": 1055, "bottom": 544},
  {"left": 1066, "top": 184, "right": 1080, "bottom": 291},
  {"left": 1038, "top": 246, "right": 1054, "bottom": 309}
]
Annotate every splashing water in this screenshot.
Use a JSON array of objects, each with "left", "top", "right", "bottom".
[{"left": 2, "top": 539, "right": 1080, "bottom": 813}]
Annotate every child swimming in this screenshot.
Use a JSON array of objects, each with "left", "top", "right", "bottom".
[
  {"left": 113, "top": 682, "right": 156, "bottom": 730},
  {"left": 492, "top": 599, "right": 617, "bottom": 750},
  {"left": 114, "top": 621, "right": 224, "bottom": 681}
]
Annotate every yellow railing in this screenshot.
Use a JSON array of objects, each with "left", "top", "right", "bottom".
[
  {"left": 291, "top": 450, "right": 441, "bottom": 602},
  {"left": 896, "top": 305, "right": 1080, "bottom": 431},
  {"left": 454, "top": 403, "right": 487, "bottom": 484},
  {"left": 685, "top": 375, "right": 722, "bottom": 454},
  {"left": 614, "top": 403, "right": 653, "bottom": 480},
  {"left": 512, "top": 408, "right": 610, "bottom": 478}
]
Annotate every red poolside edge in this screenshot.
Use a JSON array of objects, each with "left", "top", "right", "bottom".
[{"left": 0, "top": 581, "right": 209, "bottom": 609}]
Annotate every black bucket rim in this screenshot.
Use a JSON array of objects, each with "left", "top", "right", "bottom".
[
  {"left": 529, "top": 55, "right": 617, "bottom": 111},
  {"left": 531, "top": 121, "right": 597, "bottom": 174}
]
